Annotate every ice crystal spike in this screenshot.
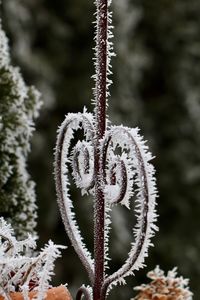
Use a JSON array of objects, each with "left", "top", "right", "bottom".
[{"left": 54, "top": 1, "right": 158, "bottom": 300}]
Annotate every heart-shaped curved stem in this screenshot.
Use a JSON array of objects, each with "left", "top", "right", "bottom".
[{"left": 54, "top": 0, "right": 158, "bottom": 298}]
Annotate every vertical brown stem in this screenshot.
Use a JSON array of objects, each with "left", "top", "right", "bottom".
[{"left": 93, "top": 0, "right": 108, "bottom": 300}]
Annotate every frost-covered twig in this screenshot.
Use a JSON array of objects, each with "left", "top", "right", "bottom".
[{"left": 54, "top": 0, "right": 158, "bottom": 300}]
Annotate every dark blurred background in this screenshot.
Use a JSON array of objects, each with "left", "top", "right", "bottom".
[{"left": 2, "top": 0, "right": 200, "bottom": 299}]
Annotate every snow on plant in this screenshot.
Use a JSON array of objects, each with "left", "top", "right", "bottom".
[
  {"left": 0, "top": 19, "right": 42, "bottom": 238},
  {"left": 54, "top": 1, "right": 158, "bottom": 300},
  {"left": 0, "top": 217, "right": 66, "bottom": 300},
  {"left": 133, "top": 266, "right": 193, "bottom": 300}
]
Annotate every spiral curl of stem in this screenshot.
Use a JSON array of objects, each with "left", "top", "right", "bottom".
[
  {"left": 54, "top": 112, "right": 95, "bottom": 284},
  {"left": 72, "top": 140, "right": 95, "bottom": 193},
  {"left": 100, "top": 126, "right": 157, "bottom": 297},
  {"left": 76, "top": 286, "right": 92, "bottom": 300}
]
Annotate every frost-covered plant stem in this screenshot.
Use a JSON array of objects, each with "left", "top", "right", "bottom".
[{"left": 93, "top": 1, "right": 108, "bottom": 300}]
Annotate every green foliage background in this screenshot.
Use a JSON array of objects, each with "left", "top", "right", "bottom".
[{"left": 2, "top": 0, "right": 200, "bottom": 299}]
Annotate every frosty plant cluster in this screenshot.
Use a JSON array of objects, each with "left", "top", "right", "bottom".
[
  {"left": 0, "top": 218, "right": 65, "bottom": 300},
  {"left": 54, "top": 1, "right": 158, "bottom": 300}
]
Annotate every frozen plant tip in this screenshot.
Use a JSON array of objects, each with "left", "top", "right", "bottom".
[
  {"left": 133, "top": 266, "right": 193, "bottom": 300},
  {"left": 0, "top": 218, "right": 66, "bottom": 300},
  {"left": 54, "top": 0, "right": 158, "bottom": 300}
]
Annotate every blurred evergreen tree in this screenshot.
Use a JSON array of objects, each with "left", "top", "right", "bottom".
[
  {"left": 2, "top": 0, "right": 200, "bottom": 299},
  {"left": 0, "top": 20, "right": 41, "bottom": 238},
  {"left": 2, "top": 0, "right": 95, "bottom": 296}
]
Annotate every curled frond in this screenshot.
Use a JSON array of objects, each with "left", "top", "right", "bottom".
[
  {"left": 101, "top": 126, "right": 158, "bottom": 296},
  {"left": 76, "top": 285, "right": 93, "bottom": 300},
  {"left": 54, "top": 111, "right": 95, "bottom": 284},
  {"left": 71, "top": 140, "right": 94, "bottom": 194},
  {"left": 103, "top": 151, "right": 133, "bottom": 207}
]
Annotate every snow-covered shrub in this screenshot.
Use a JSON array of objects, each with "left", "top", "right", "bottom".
[
  {"left": 54, "top": 1, "right": 158, "bottom": 300},
  {"left": 0, "top": 217, "right": 66, "bottom": 300},
  {"left": 0, "top": 19, "right": 42, "bottom": 238},
  {"left": 133, "top": 266, "right": 193, "bottom": 300}
]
